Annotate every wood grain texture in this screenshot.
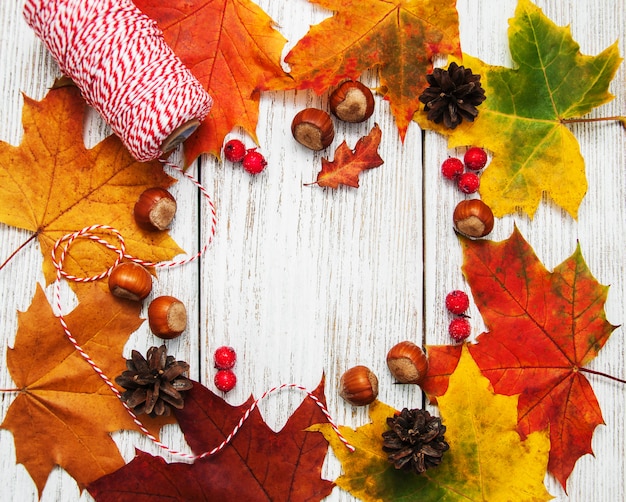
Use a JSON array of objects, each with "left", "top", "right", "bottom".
[{"left": 0, "top": 0, "right": 624, "bottom": 500}]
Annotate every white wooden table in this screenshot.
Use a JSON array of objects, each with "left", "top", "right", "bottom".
[{"left": 0, "top": 1, "right": 624, "bottom": 500}]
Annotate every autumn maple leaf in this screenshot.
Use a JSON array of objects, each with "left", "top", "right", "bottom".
[
  {"left": 312, "top": 349, "right": 551, "bottom": 501},
  {"left": 310, "top": 124, "right": 383, "bottom": 188},
  {"left": 134, "top": 0, "right": 291, "bottom": 163},
  {"left": 421, "top": 226, "right": 618, "bottom": 489},
  {"left": 264, "top": 0, "right": 461, "bottom": 141},
  {"left": 0, "top": 85, "right": 184, "bottom": 284},
  {"left": 1, "top": 284, "right": 174, "bottom": 495},
  {"left": 414, "top": 0, "right": 622, "bottom": 218},
  {"left": 87, "top": 378, "right": 334, "bottom": 501}
]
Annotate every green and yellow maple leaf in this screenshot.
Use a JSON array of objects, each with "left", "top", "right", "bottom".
[
  {"left": 311, "top": 347, "right": 551, "bottom": 501},
  {"left": 414, "top": 0, "right": 622, "bottom": 218},
  {"left": 264, "top": 0, "right": 461, "bottom": 141}
]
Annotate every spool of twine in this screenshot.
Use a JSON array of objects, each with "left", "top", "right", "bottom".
[{"left": 23, "top": 0, "right": 212, "bottom": 162}]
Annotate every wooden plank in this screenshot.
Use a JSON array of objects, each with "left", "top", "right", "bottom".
[{"left": 0, "top": 0, "right": 623, "bottom": 500}]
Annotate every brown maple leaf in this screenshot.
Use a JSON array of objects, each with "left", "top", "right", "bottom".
[
  {"left": 310, "top": 124, "right": 383, "bottom": 188},
  {"left": 264, "top": 0, "right": 461, "bottom": 140},
  {"left": 87, "top": 378, "right": 334, "bottom": 501},
  {"left": 1, "top": 284, "right": 174, "bottom": 494},
  {"left": 0, "top": 85, "right": 184, "bottom": 285},
  {"left": 421, "top": 227, "right": 618, "bottom": 489},
  {"left": 134, "top": 0, "right": 292, "bottom": 163}
]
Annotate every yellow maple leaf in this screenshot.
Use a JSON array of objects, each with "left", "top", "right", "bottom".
[
  {"left": 311, "top": 347, "right": 552, "bottom": 501},
  {"left": 0, "top": 85, "right": 184, "bottom": 283}
]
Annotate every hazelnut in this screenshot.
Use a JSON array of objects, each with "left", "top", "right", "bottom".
[
  {"left": 148, "top": 296, "right": 187, "bottom": 339},
  {"left": 291, "top": 108, "right": 335, "bottom": 150},
  {"left": 134, "top": 187, "right": 177, "bottom": 231},
  {"left": 108, "top": 262, "right": 152, "bottom": 301},
  {"left": 329, "top": 80, "right": 375, "bottom": 123},
  {"left": 453, "top": 199, "right": 494, "bottom": 238},
  {"left": 339, "top": 365, "right": 378, "bottom": 406},
  {"left": 386, "top": 341, "right": 429, "bottom": 385}
]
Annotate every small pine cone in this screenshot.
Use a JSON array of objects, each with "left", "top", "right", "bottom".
[
  {"left": 115, "top": 345, "right": 193, "bottom": 417},
  {"left": 418, "top": 62, "right": 486, "bottom": 129},
  {"left": 382, "top": 408, "right": 450, "bottom": 474}
]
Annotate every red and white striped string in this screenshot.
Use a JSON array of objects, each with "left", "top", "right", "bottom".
[
  {"left": 23, "top": 0, "right": 212, "bottom": 162},
  {"left": 50, "top": 163, "right": 355, "bottom": 459}
]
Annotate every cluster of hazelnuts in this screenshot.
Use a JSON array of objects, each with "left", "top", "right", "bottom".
[
  {"left": 338, "top": 341, "right": 428, "bottom": 407},
  {"left": 291, "top": 80, "right": 375, "bottom": 151},
  {"left": 107, "top": 186, "right": 187, "bottom": 340}
]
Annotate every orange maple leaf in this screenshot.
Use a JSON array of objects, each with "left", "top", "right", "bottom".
[
  {"left": 134, "top": 0, "right": 292, "bottom": 163},
  {"left": 1, "top": 284, "right": 173, "bottom": 495},
  {"left": 264, "top": 0, "right": 461, "bottom": 140},
  {"left": 0, "top": 85, "right": 184, "bottom": 285},
  {"left": 311, "top": 124, "right": 383, "bottom": 188},
  {"left": 421, "top": 227, "right": 618, "bottom": 489}
]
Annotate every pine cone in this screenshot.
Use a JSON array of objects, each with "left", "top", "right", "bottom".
[
  {"left": 418, "top": 62, "right": 486, "bottom": 129},
  {"left": 382, "top": 408, "right": 449, "bottom": 474},
  {"left": 115, "top": 345, "right": 193, "bottom": 417}
]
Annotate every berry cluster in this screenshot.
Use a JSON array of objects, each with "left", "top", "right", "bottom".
[
  {"left": 223, "top": 139, "right": 267, "bottom": 175},
  {"left": 213, "top": 346, "right": 237, "bottom": 392},
  {"left": 445, "top": 290, "right": 471, "bottom": 342},
  {"left": 441, "top": 147, "right": 488, "bottom": 194}
]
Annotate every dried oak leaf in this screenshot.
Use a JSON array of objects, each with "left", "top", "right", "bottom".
[
  {"left": 311, "top": 348, "right": 551, "bottom": 501},
  {"left": 311, "top": 124, "right": 383, "bottom": 188},
  {"left": 421, "top": 226, "right": 618, "bottom": 490},
  {"left": 87, "top": 378, "right": 334, "bottom": 501},
  {"left": 264, "top": 0, "right": 461, "bottom": 141},
  {"left": 414, "top": 0, "right": 622, "bottom": 218},
  {"left": 0, "top": 85, "right": 184, "bottom": 285},
  {"left": 134, "top": 0, "right": 291, "bottom": 163},
  {"left": 0, "top": 283, "right": 174, "bottom": 495}
]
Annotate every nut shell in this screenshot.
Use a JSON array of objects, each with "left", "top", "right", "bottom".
[
  {"left": 339, "top": 365, "right": 378, "bottom": 406},
  {"left": 148, "top": 296, "right": 187, "bottom": 339},
  {"left": 386, "top": 341, "right": 429, "bottom": 384},
  {"left": 108, "top": 262, "right": 152, "bottom": 301},
  {"left": 291, "top": 108, "right": 335, "bottom": 151},
  {"left": 453, "top": 199, "right": 494, "bottom": 238},
  {"left": 134, "top": 187, "right": 177, "bottom": 231},
  {"left": 329, "top": 80, "right": 375, "bottom": 123}
]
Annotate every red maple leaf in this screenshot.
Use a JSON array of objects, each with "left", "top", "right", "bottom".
[
  {"left": 421, "top": 226, "right": 618, "bottom": 489},
  {"left": 87, "top": 378, "right": 334, "bottom": 500},
  {"left": 310, "top": 124, "right": 383, "bottom": 188}
]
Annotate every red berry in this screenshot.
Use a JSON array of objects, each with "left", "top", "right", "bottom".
[
  {"left": 463, "top": 147, "right": 488, "bottom": 171},
  {"left": 441, "top": 157, "right": 464, "bottom": 180},
  {"left": 224, "top": 139, "right": 246, "bottom": 163},
  {"left": 445, "top": 290, "right": 470, "bottom": 315},
  {"left": 457, "top": 172, "right": 480, "bottom": 194},
  {"left": 214, "top": 369, "right": 237, "bottom": 392},
  {"left": 449, "top": 317, "right": 471, "bottom": 342},
  {"left": 242, "top": 149, "right": 267, "bottom": 175},
  {"left": 214, "top": 346, "right": 237, "bottom": 370}
]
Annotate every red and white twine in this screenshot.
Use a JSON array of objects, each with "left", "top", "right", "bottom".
[
  {"left": 50, "top": 162, "right": 354, "bottom": 458},
  {"left": 23, "top": 0, "right": 212, "bottom": 162}
]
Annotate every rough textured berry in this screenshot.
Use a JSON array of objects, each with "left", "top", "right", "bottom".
[
  {"left": 445, "top": 290, "right": 470, "bottom": 315},
  {"left": 214, "top": 346, "right": 237, "bottom": 370},
  {"left": 242, "top": 149, "right": 267, "bottom": 175},
  {"left": 441, "top": 157, "right": 464, "bottom": 180},
  {"left": 224, "top": 139, "right": 246, "bottom": 163},
  {"left": 457, "top": 172, "right": 480, "bottom": 194},
  {"left": 214, "top": 369, "right": 237, "bottom": 392},
  {"left": 449, "top": 317, "right": 471, "bottom": 342},
  {"left": 464, "top": 147, "right": 488, "bottom": 170}
]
